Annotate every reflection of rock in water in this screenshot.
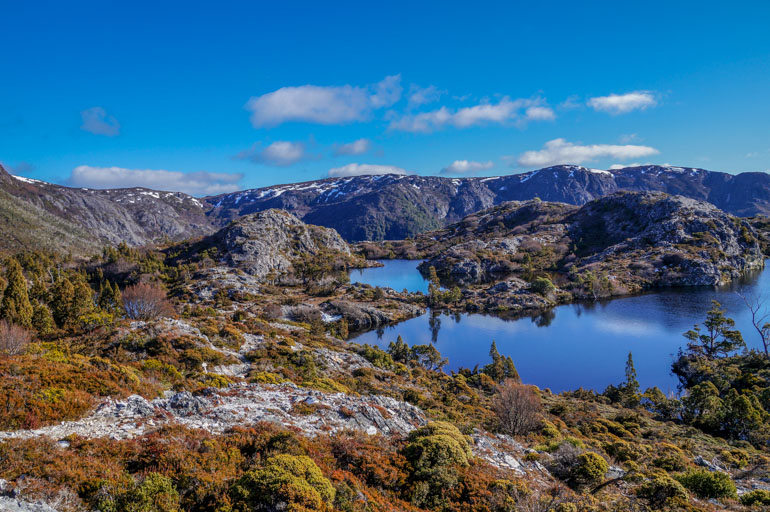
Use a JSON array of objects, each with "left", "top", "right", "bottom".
[
  {"left": 532, "top": 309, "right": 556, "bottom": 327},
  {"left": 429, "top": 311, "right": 441, "bottom": 343}
]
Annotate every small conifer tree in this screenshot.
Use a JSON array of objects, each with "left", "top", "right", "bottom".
[{"left": 0, "top": 258, "right": 33, "bottom": 328}]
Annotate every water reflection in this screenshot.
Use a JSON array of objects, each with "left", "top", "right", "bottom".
[
  {"left": 351, "top": 260, "right": 770, "bottom": 393},
  {"left": 350, "top": 260, "right": 429, "bottom": 294}
]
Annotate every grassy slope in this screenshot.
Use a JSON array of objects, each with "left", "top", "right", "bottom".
[{"left": 0, "top": 188, "right": 98, "bottom": 256}]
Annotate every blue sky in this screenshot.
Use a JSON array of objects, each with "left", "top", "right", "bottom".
[{"left": 1, "top": 1, "right": 769, "bottom": 195}]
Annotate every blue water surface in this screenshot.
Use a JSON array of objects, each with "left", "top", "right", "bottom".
[
  {"left": 349, "top": 260, "right": 770, "bottom": 393},
  {"left": 350, "top": 259, "right": 429, "bottom": 294}
]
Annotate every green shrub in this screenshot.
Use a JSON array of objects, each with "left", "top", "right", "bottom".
[
  {"left": 675, "top": 469, "right": 737, "bottom": 499},
  {"left": 652, "top": 443, "right": 688, "bottom": 472},
  {"left": 81, "top": 473, "right": 180, "bottom": 512},
  {"left": 405, "top": 423, "right": 472, "bottom": 472},
  {"left": 230, "top": 454, "right": 335, "bottom": 511},
  {"left": 404, "top": 422, "right": 472, "bottom": 508},
  {"left": 741, "top": 489, "right": 770, "bottom": 506},
  {"left": 637, "top": 473, "right": 688, "bottom": 508},
  {"left": 358, "top": 344, "right": 395, "bottom": 370},
  {"left": 569, "top": 452, "right": 608, "bottom": 488},
  {"left": 530, "top": 277, "right": 556, "bottom": 296},
  {"left": 130, "top": 473, "right": 180, "bottom": 512}
]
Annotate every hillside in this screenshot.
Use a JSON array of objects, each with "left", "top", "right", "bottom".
[
  {"left": 2, "top": 163, "right": 770, "bottom": 253},
  {"left": 205, "top": 165, "right": 770, "bottom": 241},
  {"left": 1, "top": 219, "right": 770, "bottom": 511},
  {"left": 0, "top": 164, "right": 214, "bottom": 255},
  {"left": 364, "top": 192, "right": 765, "bottom": 315}
]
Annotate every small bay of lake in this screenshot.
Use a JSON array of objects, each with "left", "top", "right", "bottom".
[
  {"left": 349, "top": 260, "right": 770, "bottom": 393},
  {"left": 350, "top": 259, "right": 430, "bottom": 294}
]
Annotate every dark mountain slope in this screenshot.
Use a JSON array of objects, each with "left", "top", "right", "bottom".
[
  {"left": 205, "top": 165, "right": 770, "bottom": 241},
  {"left": 2, "top": 163, "right": 770, "bottom": 251}
]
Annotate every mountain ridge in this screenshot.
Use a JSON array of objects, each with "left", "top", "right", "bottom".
[{"left": 2, "top": 162, "right": 770, "bottom": 253}]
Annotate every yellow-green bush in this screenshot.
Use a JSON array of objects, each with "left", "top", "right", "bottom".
[
  {"left": 569, "top": 452, "right": 608, "bottom": 488},
  {"left": 636, "top": 473, "right": 688, "bottom": 508},
  {"left": 652, "top": 443, "right": 688, "bottom": 472},
  {"left": 675, "top": 469, "right": 737, "bottom": 499},
  {"left": 741, "top": 489, "right": 770, "bottom": 506},
  {"left": 230, "top": 454, "right": 335, "bottom": 511}
]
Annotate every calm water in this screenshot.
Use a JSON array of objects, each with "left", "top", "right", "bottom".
[
  {"left": 349, "top": 260, "right": 770, "bottom": 393},
  {"left": 350, "top": 259, "right": 429, "bottom": 294}
]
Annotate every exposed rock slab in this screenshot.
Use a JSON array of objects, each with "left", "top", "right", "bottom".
[{"left": 0, "top": 384, "right": 426, "bottom": 442}]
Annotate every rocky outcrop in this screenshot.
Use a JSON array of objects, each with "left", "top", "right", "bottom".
[
  {"left": 0, "top": 479, "right": 62, "bottom": 512},
  {"left": 218, "top": 209, "right": 350, "bottom": 278},
  {"left": 182, "top": 209, "right": 352, "bottom": 280},
  {"left": 0, "top": 383, "right": 427, "bottom": 442},
  {"left": 418, "top": 192, "right": 763, "bottom": 293},
  {"left": 569, "top": 192, "right": 765, "bottom": 286},
  {"left": 322, "top": 298, "right": 424, "bottom": 331}
]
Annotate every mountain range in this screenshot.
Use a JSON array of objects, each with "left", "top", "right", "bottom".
[{"left": 1, "top": 162, "right": 769, "bottom": 253}]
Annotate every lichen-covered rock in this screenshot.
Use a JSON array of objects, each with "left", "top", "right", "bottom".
[
  {"left": 417, "top": 192, "right": 763, "bottom": 291},
  {"left": 218, "top": 209, "right": 350, "bottom": 278},
  {"left": 322, "top": 299, "right": 423, "bottom": 331},
  {"left": 0, "top": 383, "right": 427, "bottom": 442},
  {"left": 570, "top": 192, "right": 764, "bottom": 286}
]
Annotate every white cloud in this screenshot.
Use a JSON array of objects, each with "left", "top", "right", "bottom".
[
  {"left": 516, "top": 139, "right": 659, "bottom": 167},
  {"left": 327, "top": 163, "right": 408, "bottom": 177},
  {"left": 525, "top": 106, "right": 556, "bottom": 121},
  {"left": 68, "top": 166, "right": 243, "bottom": 196},
  {"left": 440, "top": 160, "right": 494, "bottom": 175},
  {"left": 389, "top": 97, "right": 553, "bottom": 133},
  {"left": 369, "top": 75, "right": 403, "bottom": 108},
  {"left": 246, "top": 75, "right": 402, "bottom": 127},
  {"left": 407, "top": 84, "right": 443, "bottom": 108},
  {"left": 334, "top": 138, "right": 372, "bottom": 156},
  {"left": 587, "top": 91, "right": 657, "bottom": 115},
  {"left": 80, "top": 107, "right": 120, "bottom": 136},
  {"left": 237, "top": 141, "right": 309, "bottom": 166}
]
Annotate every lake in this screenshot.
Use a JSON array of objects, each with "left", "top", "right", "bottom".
[
  {"left": 350, "top": 259, "right": 430, "bottom": 294},
  {"left": 349, "top": 260, "right": 770, "bottom": 393}
]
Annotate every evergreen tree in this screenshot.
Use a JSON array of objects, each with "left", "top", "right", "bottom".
[
  {"left": 0, "top": 258, "right": 33, "bottom": 328},
  {"left": 29, "top": 275, "right": 50, "bottom": 303},
  {"left": 51, "top": 277, "right": 75, "bottom": 327},
  {"left": 32, "top": 302, "right": 55, "bottom": 335},
  {"left": 71, "top": 280, "right": 96, "bottom": 321},
  {"left": 684, "top": 301, "right": 745, "bottom": 359},
  {"left": 388, "top": 335, "right": 411, "bottom": 363},
  {"left": 503, "top": 356, "right": 520, "bottom": 382},
  {"left": 621, "top": 352, "right": 640, "bottom": 407},
  {"left": 484, "top": 341, "right": 519, "bottom": 382},
  {"left": 427, "top": 266, "right": 441, "bottom": 306},
  {"left": 624, "top": 352, "right": 639, "bottom": 395},
  {"left": 428, "top": 266, "right": 440, "bottom": 286},
  {"left": 98, "top": 280, "right": 119, "bottom": 313},
  {"left": 112, "top": 282, "right": 123, "bottom": 316}
]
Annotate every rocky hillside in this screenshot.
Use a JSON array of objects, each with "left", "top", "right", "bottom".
[
  {"left": 0, "top": 164, "right": 213, "bottom": 255},
  {"left": 205, "top": 165, "right": 770, "bottom": 241},
  {"left": 412, "top": 192, "right": 763, "bottom": 303},
  {"left": 170, "top": 208, "right": 358, "bottom": 285},
  {"left": 3, "top": 162, "right": 770, "bottom": 251}
]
